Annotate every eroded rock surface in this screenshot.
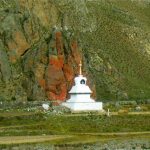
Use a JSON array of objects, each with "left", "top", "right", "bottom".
[{"left": 0, "top": 0, "right": 150, "bottom": 102}]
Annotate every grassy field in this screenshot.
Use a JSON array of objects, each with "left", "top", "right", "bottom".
[
  {"left": 0, "top": 110, "right": 149, "bottom": 149},
  {"left": 0, "top": 111, "right": 149, "bottom": 136}
]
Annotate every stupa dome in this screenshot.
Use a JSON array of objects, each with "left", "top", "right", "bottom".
[{"left": 69, "top": 75, "right": 92, "bottom": 94}]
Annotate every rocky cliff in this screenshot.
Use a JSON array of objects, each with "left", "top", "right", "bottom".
[{"left": 0, "top": 0, "right": 150, "bottom": 102}]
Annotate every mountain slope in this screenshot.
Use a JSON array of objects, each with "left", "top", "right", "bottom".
[{"left": 0, "top": 0, "right": 150, "bottom": 102}]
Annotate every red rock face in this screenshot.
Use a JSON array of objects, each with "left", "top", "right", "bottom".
[
  {"left": 44, "top": 31, "right": 82, "bottom": 102},
  {"left": 55, "top": 32, "right": 63, "bottom": 55},
  {"left": 46, "top": 55, "right": 66, "bottom": 101},
  {"left": 7, "top": 31, "right": 30, "bottom": 63},
  {"left": 63, "top": 63, "right": 74, "bottom": 82},
  {"left": 34, "top": 31, "right": 94, "bottom": 102}
]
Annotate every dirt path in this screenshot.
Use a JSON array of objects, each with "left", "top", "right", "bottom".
[
  {"left": 0, "top": 132, "right": 150, "bottom": 145},
  {"left": 77, "top": 131, "right": 150, "bottom": 136},
  {"left": 62, "top": 111, "right": 150, "bottom": 117},
  {"left": 0, "top": 135, "right": 73, "bottom": 145},
  {"left": 0, "top": 111, "right": 150, "bottom": 118}
]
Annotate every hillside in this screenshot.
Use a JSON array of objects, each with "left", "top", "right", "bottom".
[{"left": 0, "top": 0, "right": 150, "bottom": 102}]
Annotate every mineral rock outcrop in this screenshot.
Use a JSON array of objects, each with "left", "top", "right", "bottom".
[{"left": 0, "top": 0, "right": 150, "bottom": 102}]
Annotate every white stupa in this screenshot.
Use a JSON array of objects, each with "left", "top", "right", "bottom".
[{"left": 61, "top": 61, "right": 103, "bottom": 112}]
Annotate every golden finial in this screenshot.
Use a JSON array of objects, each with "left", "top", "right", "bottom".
[{"left": 79, "top": 60, "right": 82, "bottom": 75}]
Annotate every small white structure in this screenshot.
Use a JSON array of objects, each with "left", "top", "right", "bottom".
[{"left": 61, "top": 61, "right": 103, "bottom": 112}]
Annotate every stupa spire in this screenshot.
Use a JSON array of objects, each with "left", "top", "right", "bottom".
[{"left": 79, "top": 60, "right": 82, "bottom": 75}]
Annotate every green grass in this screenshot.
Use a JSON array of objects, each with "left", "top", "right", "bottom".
[
  {"left": 0, "top": 111, "right": 149, "bottom": 136},
  {"left": 79, "top": 0, "right": 150, "bottom": 100},
  {"left": 0, "top": 110, "right": 149, "bottom": 148}
]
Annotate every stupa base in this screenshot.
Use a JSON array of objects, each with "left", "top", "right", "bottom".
[{"left": 61, "top": 102, "right": 103, "bottom": 112}]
